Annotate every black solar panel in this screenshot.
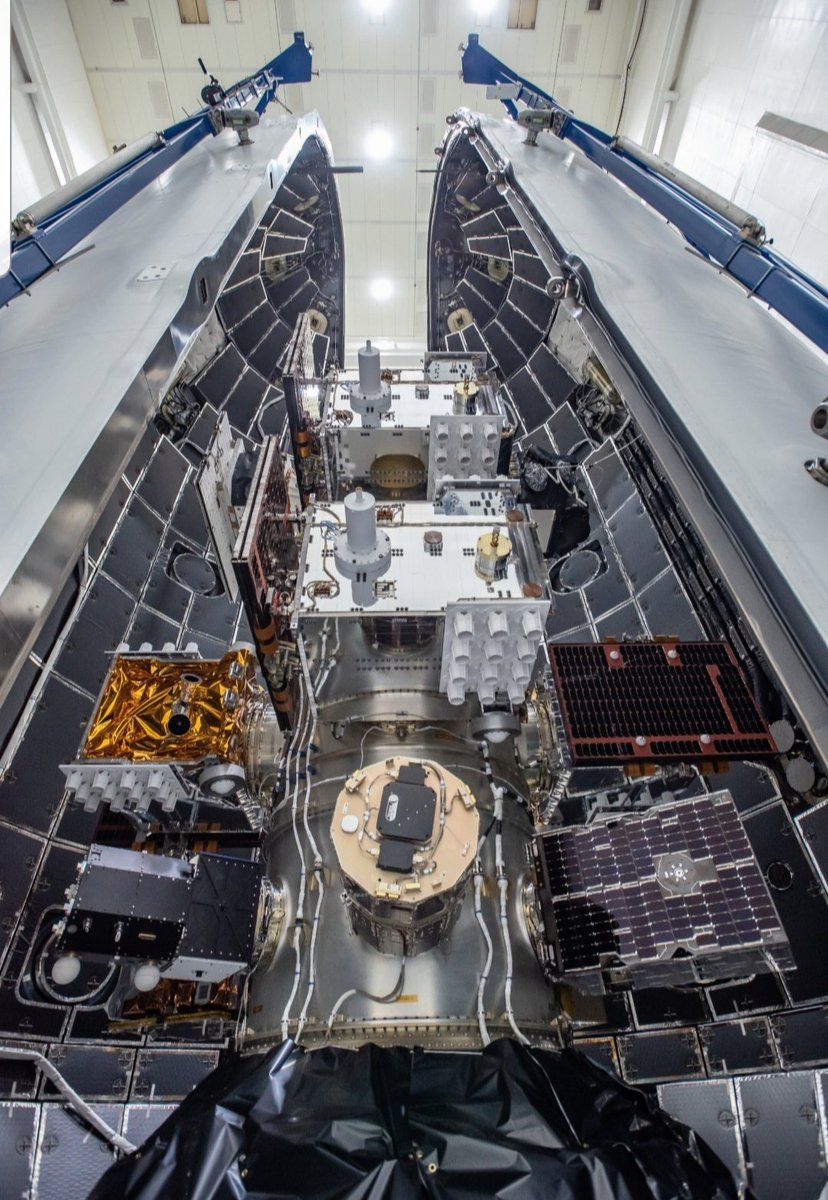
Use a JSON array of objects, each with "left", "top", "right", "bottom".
[
  {"left": 527, "top": 344, "right": 574, "bottom": 407},
  {"left": 462, "top": 209, "right": 507, "bottom": 240},
  {"left": 513, "top": 250, "right": 551, "bottom": 290},
  {"left": 460, "top": 324, "right": 486, "bottom": 353},
  {"left": 467, "top": 234, "right": 512, "bottom": 259},
  {"left": 457, "top": 278, "right": 496, "bottom": 327},
  {"left": 537, "top": 793, "right": 792, "bottom": 986},
  {"left": 481, "top": 320, "right": 524, "bottom": 378},
  {"left": 268, "top": 208, "right": 314, "bottom": 239}
]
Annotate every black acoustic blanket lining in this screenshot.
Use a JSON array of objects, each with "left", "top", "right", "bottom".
[{"left": 91, "top": 1038, "right": 738, "bottom": 1199}]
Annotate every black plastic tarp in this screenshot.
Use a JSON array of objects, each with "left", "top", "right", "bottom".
[{"left": 91, "top": 1039, "right": 739, "bottom": 1199}]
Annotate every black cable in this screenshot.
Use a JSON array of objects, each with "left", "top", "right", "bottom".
[{"left": 614, "top": 0, "right": 648, "bottom": 137}]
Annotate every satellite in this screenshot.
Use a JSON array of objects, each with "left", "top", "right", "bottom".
[{"left": 0, "top": 27, "right": 826, "bottom": 1200}]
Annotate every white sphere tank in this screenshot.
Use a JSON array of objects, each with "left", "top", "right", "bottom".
[
  {"left": 134, "top": 963, "right": 162, "bottom": 992},
  {"left": 52, "top": 955, "right": 81, "bottom": 986}
]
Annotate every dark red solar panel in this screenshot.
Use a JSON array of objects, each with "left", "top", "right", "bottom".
[{"left": 548, "top": 641, "right": 776, "bottom": 765}]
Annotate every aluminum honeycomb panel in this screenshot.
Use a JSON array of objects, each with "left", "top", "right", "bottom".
[
  {"left": 701, "top": 1017, "right": 778, "bottom": 1076},
  {"left": 573, "top": 1036, "right": 619, "bottom": 1076},
  {"left": 507, "top": 367, "right": 552, "bottom": 433},
  {"left": 54, "top": 573, "right": 136, "bottom": 696},
  {"left": 513, "top": 250, "right": 550, "bottom": 289},
  {"left": 582, "top": 443, "right": 636, "bottom": 518},
  {"left": 123, "top": 1103, "right": 177, "bottom": 1147},
  {"left": 136, "top": 438, "right": 189, "bottom": 523},
  {"left": 630, "top": 987, "right": 709, "bottom": 1030},
  {"left": 0, "top": 1052, "right": 39, "bottom": 1099},
  {"left": 657, "top": 1080, "right": 745, "bottom": 1189},
  {"left": 45, "top": 1045, "right": 134, "bottom": 1101},
  {"left": 0, "top": 826, "right": 45, "bottom": 946},
  {"left": 100, "top": 497, "right": 165, "bottom": 598},
  {"left": 593, "top": 601, "right": 647, "bottom": 639},
  {"left": 706, "top": 973, "right": 787, "bottom": 1021},
  {"left": 604, "top": 494, "right": 671, "bottom": 592},
  {"left": 217, "top": 277, "right": 267, "bottom": 330},
  {"left": 126, "top": 604, "right": 182, "bottom": 648},
  {"left": 0, "top": 676, "right": 94, "bottom": 833},
  {"left": 798, "top": 800, "right": 828, "bottom": 893},
  {"left": 636, "top": 570, "right": 705, "bottom": 642},
  {"left": 87, "top": 479, "right": 131, "bottom": 566},
  {"left": 186, "top": 589, "right": 240, "bottom": 641},
  {"left": 168, "top": 482, "right": 210, "bottom": 549},
  {"left": 143, "top": 554, "right": 193, "bottom": 625},
  {"left": 35, "top": 1103, "right": 122, "bottom": 1200},
  {"left": 772, "top": 1007, "right": 828, "bottom": 1069},
  {"left": 0, "top": 1102, "right": 39, "bottom": 1198},
  {"left": 233, "top": 305, "right": 277, "bottom": 356},
  {"left": 547, "top": 401, "right": 589, "bottom": 456},
  {"left": 481, "top": 321, "right": 523, "bottom": 379},
  {"left": 745, "top": 802, "right": 828, "bottom": 1004},
  {"left": 225, "top": 369, "right": 269, "bottom": 433},
  {"left": 737, "top": 1072, "right": 826, "bottom": 1200},
  {"left": 617, "top": 1028, "right": 705, "bottom": 1084},
  {"left": 130, "top": 1048, "right": 220, "bottom": 1101}
]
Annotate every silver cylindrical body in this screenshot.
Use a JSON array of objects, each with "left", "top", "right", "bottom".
[
  {"left": 344, "top": 489, "right": 378, "bottom": 554},
  {"left": 357, "top": 340, "right": 382, "bottom": 397},
  {"left": 12, "top": 132, "right": 164, "bottom": 234},
  {"left": 613, "top": 135, "right": 765, "bottom": 240}
]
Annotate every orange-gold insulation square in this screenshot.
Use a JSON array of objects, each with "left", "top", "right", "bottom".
[{"left": 82, "top": 650, "right": 256, "bottom": 763}]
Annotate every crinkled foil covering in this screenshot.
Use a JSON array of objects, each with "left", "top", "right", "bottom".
[
  {"left": 90, "top": 1039, "right": 737, "bottom": 1200},
  {"left": 82, "top": 650, "right": 256, "bottom": 764}
]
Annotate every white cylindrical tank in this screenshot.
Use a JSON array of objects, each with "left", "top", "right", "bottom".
[
  {"left": 358, "top": 340, "right": 382, "bottom": 396},
  {"left": 344, "top": 489, "right": 378, "bottom": 554},
  {"left": 334, "top": 489, "right": 392, "bottom": 607}
]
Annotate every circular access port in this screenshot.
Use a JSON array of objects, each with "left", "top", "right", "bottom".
[
  {"left": 172, "top": 552, "right": 219, "bottom": 595},
  {"left": 766, "top": 860, "right": 794, "bottom": 892},
  {"left": 555, "top": 547, "right": 602, "bottom": 592},
  {"left": 370, "top": 453, "right": 426, "bottom": 497},
  {"left": 167, "top": 710, "right": 191, "bottom": 736}
]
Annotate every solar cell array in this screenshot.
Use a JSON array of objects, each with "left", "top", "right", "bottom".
[
  {"left": 548, "top": 641, "right": 776, "bottom": 763},
  {"left": 538, "top": 793, "right": 792, "bottom": 982}
]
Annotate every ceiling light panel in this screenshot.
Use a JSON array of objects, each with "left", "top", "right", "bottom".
[
  {"left": 370, "top": 278, "right": 393, "bottom": 301},
  {"left": 364, "top": 125, "right": 394, "bottom": 160}
]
